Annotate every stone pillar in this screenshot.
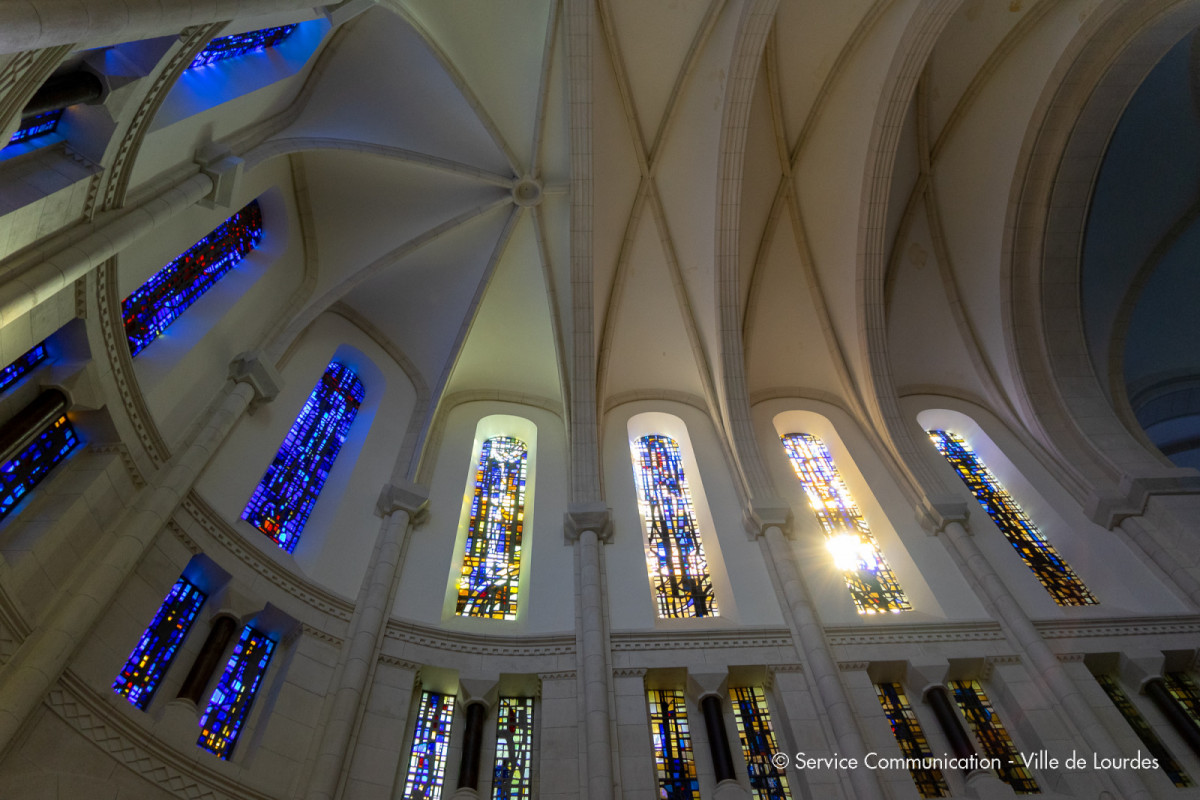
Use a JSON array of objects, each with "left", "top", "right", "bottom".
[
  {"left": 305, "top": 480, "right": 428, "bottom": 800},
  {"left": 451, "top": 679, "right": 497, "bottom": 800},
  {"left": 1123, "top": 651, "right": 1200, "bottom": 760},
  {"left": 538, "top": 672, "right": 580, "bottom": 800},
  {"left": 937, "top": 518, "right": 1153, "bottom": 800},
  {"left": 748, "top": 503, "right": 885, "bottom": 799},
  {"left": 689, "top": 672, "right": 749, "bottom": 800},
  {"left": 0, "top": 352, "right": 279, "bottom": 756},
  {"left": 175, "top": 613, "right": 237, "bottom": 705},
  {"left": 612, "top": 669, "right": 654, "bottom": 800},
  {"left": 565, "top": 503, "right": 614, "bottom": 800},
  {"left": 0, "top": 171, "right": 215, "bottom": 328}
]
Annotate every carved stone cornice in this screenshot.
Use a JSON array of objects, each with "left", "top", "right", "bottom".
[
  {"left": 377, "top": 480, "right": 430, "bottom": 521},
  {"left": 824, "top": 621, "right": 1005, "bottom": 646},
  {"left": 564, "top": 501, "right": 613, "bottom": 543},
  {"left": 610, "top": 628, "right": 793, "bottom": 652}
]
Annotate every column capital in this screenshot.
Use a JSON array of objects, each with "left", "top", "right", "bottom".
[
  {"left": 1085, "top": 471, "right": 1200, "bottom": 529},
  {"left": 916, "top": 499, "right": 971, "bottom": 535},
  {"left": 908, "top": 659, "right": 952, "bottom": 697},
  {"left": 228, "top": 351, "right": 282, "bottom": 407},
  {"left": 564, "top": 502, "right": 613, "bottom": 543},
  {"left": 687, "top": 671, "right": 729, "bottom": 703},
  {"left": 377, "top": 480, "right": 430, "bottom": 520},
  {"left": 743, "top": 498, "right": 792, "bottom": 539},
  {"left": 1119, "top": 650, "right": 1167, "bottom": 692},
  {"left": 458, "top": 678, "right": 499, "bottom": 712}
]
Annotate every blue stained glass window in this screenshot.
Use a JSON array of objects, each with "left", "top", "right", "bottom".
[
  {"left": 0, "top": 414, "right": 79, "bottom": 522},
  {"left": 457, "top": 436, "right": 528, "bottom": 620},
  {"left": 928, "top": 430, "right": 1096, "bottom": 606},
  {"left": 7, "top": 110, "right": 63, "bottom": 146},
  {"left": 0, "top": 342, "right": 48, "bottom": 394},
  {"left": 729, "top": 687, "right": 791, "bottom": 800},
  {"left": 631, "top": 434, "right": 718, "bottom": 619},
  {"left": 647, "top": 689, "right": 699, "bottom": 800},
  {"left": 189, "top": 25, "right": 299, "bottom": 69},
  {"left": 122, "top": 200, "right": 263, "bottom": 357},
  {"left": 950, "top": 680, "right": 1039, "bottom": 794},
  {"left": 402, "top": 691, "right": 456, "bottom": 799},
  {"left": 113, "top": 576, "right": 207, "bottom": 710},
  {"left": 241, "top": 361, "right": 364, "bottom": 553},
  {"left": 197, "top": 625, "right": 276, "bottom": 759},
  {"left": 874, "top": 683, "right": 948, "bottom": 798},
  {"left": 492, "top": 697, "right": 534, "bottom": 800}
]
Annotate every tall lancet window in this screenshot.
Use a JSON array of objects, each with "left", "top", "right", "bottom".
[
  {"left": 492, "top": 697, "right": 534, "bottom": 799},
  {"left": 402, "top": 691, "right": 456, "bottom": 800},
  {"left": 112, "top": 575, "right": 207, "bottom": 710},
  {"left": 729, "top": 686, "right": 791, "bottom": 800},
  {"left": 242, "top": 361, "right": 364, "bottom": 552},
  {"left": 189, "top": 25, "right": 300, "bottom": 69},
  {"left": 780, "top": 433, "right": 910, "bottom": 614},
  {"left": 647, "top": 689, "right": 700, "bottom": 800},
  {"left": 950, "top": 680, "right": 1039, "bottom": 794},
  {"left": 122, "top": 200, "right": 263, "bottom": 357},
  {"left": 456, "top": 436, "right": 528, "bottom": 619},
  {"left": 928, "top": 430, "right": 1096, "bottom": 606},
  {"left": 631, "top": 434, "right": 718, "bottom": 619},
  {"left": 197, "top": 625, "right": 276, "bottom": 759}
]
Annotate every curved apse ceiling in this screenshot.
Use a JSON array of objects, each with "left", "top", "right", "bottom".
[{"left": 1082, "top": 28, "right": 1200, "bottom": 470}]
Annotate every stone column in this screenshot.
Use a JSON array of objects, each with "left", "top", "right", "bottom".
[
  {"left": 0, "top": 171, "right": 215, "bottom": 328},
  {"left": 1122, "top": 651, "right": 1200, "bottom": 760},
  {"left": 175, "top": 613, "right": 238, "bottom": 705},
  {"left": 565, "top": 503, "right": 614, "bottom": 800},
  {"left": 612, "top": 669, "right": 654, "bottom": 800},
  {"left": 689, "top": 672, "right": 749, "bottom": 800},
  {"left": 451, "top": 679, "right": 497, "bottom": 800},
  {"left": 937, "top": 518, "right": 1154, "bottom": 800},
  {"left": 749, "top": 504, "right": 885, "bottom": 799},
  {"left": 0, "top": 351, "right": 279, "bottom": 755},
  {"left": 305, "top": 480, "right": 428, "bottom": 800}
]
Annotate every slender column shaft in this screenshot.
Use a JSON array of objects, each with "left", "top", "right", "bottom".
[
  {"left": 762, "top": 525, "right": 882, "bottom": 798},
  {"left": 306, "top": 506, "right": 415, "bottom": 800},
  {"left": 924, "top": 685, "right": 977, "bottom": 767},
  {"left": 176, "top": 615, "right": 237, "bottom": 705},
  {"left": 1144, "top": 678, "right": 1200, "bottom": 758},
  {"left": 700, "top": 695, "right": 736, "bottom": 783},
  {"left": 0, "top": 379, "right": 256, "bottom": 755},
  {"left": 578, "top": 528, "right": 613, "bottom": 800},
  {"left": 22, "top": 71, "right": 103, "bottom": 116},
  {"left": 0, "top": 172, "right": 213, "bottom": 328},
  {"left": 939, "top": 520, "right": 1152, "bottom": 799},
  {"left": 0, "top": 389, "right": 68, "bottom": 465},
  {"left": 457, "top": 701, "right": 487, "bottom": 790}
]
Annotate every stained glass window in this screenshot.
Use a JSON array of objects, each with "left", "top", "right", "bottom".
[
  {"left": 122, "top": 200, "right": 263, "bottom": 357},
  {"left": 729, "top": 686, "right": 791, "bottom": 800},
  {"left": 7, "top": 110, "right": 62, "bottom": 146},
  {"left": 402, "top": 691, "right": 456, "bottom": 800},
  {"left": 0, "top": 414, "right": 79, "bottom": 522},
  {"left": 874, "top": 683, "right": 948, "bottom": 798},
  {"left": 1164, "top": 672, "right": 1200, "bottom": 727},
  {"left": 631, "top": 435, "right": 717, "bottom": 619},
  {"left": 0, "top": 342, "right": 48, "bottom": 394},
  {"left": 113, "top": 576, "right": 207, "bottom": 710},
  {"left": 780, "top": 433, "right": 910, "bottom": 614},
  {"left": 1096, "top": 675, "right": 1191, "bottom": 788},
  {"left": 242, "top": 361, "right": 364, "bottom": 553},
  {"left": 197, "top": 625, "right": 276, "bottom": 759},
  {"left": 647, "top": 689, "right": 699, "bottom": 800},
  {"left": 492, "top": 697, "right": 534, "bottom": 800},
  {"left": 929, "top": 430, "right": 1096, "bottom": 606},
  {"left": 457, "top": 437, "right": 527, "bottom": 619},
  {"left": 189, "top": 25, "right": 300, "bottom": 69},
  {"left": 949, "top": 680, "right": 1039, "bottom": 794}
]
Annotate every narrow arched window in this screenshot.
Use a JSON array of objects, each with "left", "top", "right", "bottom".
[
  {"left": 928, "top": 430, "right": 1096, "bottom": 606},
  {"left": 242, "top": 361, "right": 364, "bottom": 552},
  {"left": 197, "top": 625, "right": 276, "bottom": 759},
  {"left": 729, "top": 687, "right": 792, "bottom": 800},
  {"left": 122, "top": 200, "right": 263, "bottom": 356},
  {"left": 457, "top": 436, "right": 528, "bottom": 620},
  {"left": 647, "top": 689, "right": 700, "bottom": 800},
  {"left": 189, "top": 25, "right": 299, "bottom": 69},
  {"left": 493, "top": 697, "right": 534, "bottom": 799},
  {"left": 631, "top": 434, "right": 717, "bottom": 619},
  {"left": 112, "top": 575, "right": 207, "bottom": 710},
  {"left": 780, "top": 433, "right": 910, "bottom": 614},
  {"left": 402, "top": 691, "right": 456, "bottom": 799}
]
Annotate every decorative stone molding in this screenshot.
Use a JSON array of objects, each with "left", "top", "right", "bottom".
[
  {"left": 1033, "top": 615, "right": 1200, "bottom": 639},
  {"left": 378, "top": 654, "right": 422, "bottom": 672},
  {"left": 301, "top": 624, "right": 344, "bottom": 648},
  {"left": 177, "top": 494, "right": 354, "bottom": 622},
  {"left": 228, "top": 351, "right": 282, "bottom": 407},
  {"left": 766, "top": 663, "right": 804, "bottom": 674},
  {"left": 1086, "top": 472, "right": 1200, "bottom": 529},
  {"left": 384, "top": 621, "right": 575, "bottom": 656},
  {"left": 1057, "top": 653, "right": 1086, "bottom": 663},
  {"left": 377, "top": 480, "right": 430, "bottom": 521},
  {"left": 537, "top": 670, "right": 577, "bottom": 681},
  {"left": 824, "top": 622, "right": 1004, "bottom": 646},
  {"left": 87, "top": 442, "right": 147, "bottom": 488},
  {"left": 838, "top": 661, "right": 870, "bottom": 672},
  {"left": 611, "top": 628, "right": 793, "bottom": 651},
  {"left": 165, "top": 519, "right": 203, "bottom": 556},
  {"left": 742, "top": 499, "right": 792, "bottom": 539},
  {"left": 564, "top": 502, "right": 613, "bottom": 543},
  {"left": 612, "top": 668, "right": 648, "bottom": 679}
]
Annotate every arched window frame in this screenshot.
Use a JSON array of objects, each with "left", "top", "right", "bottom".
[{"left": 444, "top": 414, "right": 538, "bottom": 625}]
